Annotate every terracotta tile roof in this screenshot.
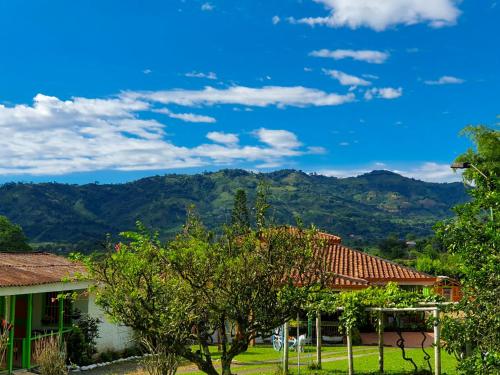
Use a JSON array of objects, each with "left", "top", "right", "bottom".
[
  {"left": 327, "top": 274, "right": 370, "bottom": 288},
  {"left": 315, "top": 242, "right": 436, "bottom": 285},
  {"left": 0, "top": 252, "right": 86, "bottom": 288},
  {"left": 283, "top": 226, "right": 342, "bottom": 244}
]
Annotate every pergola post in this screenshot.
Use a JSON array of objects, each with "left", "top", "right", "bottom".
[
  {"left": 433, "top": 308, "right": 441, "bottom": 375},
  {"left": 347, "top": 326, "right": 354, "bottom": 375},
  {"left": 316, "top": 311, "right": 321, "bottom": 369},
  {"left": 297, "top": 313, "right": 301, "bottom": 375},
  {"left": 7, "top": 295, "right": 16, "bottom": 374},
  {"left": 283, "top": 321, "right": 289, "bottom": 374},
  {"left": 378, "top": 309, "right": 384, "bottom": 373}
]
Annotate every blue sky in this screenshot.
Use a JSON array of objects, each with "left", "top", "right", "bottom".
[{"left": 0, "top": 0, "right": 498, "bottom": 184}]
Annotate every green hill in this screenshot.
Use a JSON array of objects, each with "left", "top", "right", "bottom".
[{"left": 0, "top": 169, "right": 468, "bottom": 251}]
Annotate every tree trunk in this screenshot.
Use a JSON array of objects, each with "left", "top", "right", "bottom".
[{"left": 221, "top": 357, "right": 232, "bottom": 375}]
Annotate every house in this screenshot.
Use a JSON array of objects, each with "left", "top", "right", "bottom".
[
  {"left": 0, "top": 252, "right": 133, "bottom": 374},
  {"left": 313, "top": 232, "right": 438, "bottom": 290}
]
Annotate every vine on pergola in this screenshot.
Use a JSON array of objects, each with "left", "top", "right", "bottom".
[{"left": 304, "top": 282, "right": 442, "bottom": 333}]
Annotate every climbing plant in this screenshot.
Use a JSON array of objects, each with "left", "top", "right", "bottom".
[{"left": 305, "top": 282, "right": 441, "bottom": 334}]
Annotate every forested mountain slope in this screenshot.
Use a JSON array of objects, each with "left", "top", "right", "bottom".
[{"left": 0, "top": 169, "right": 468, "bottom": 250}]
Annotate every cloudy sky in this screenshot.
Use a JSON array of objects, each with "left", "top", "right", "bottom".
[{"left": 0, "top": 0, "right": 498, "bottom": 183}]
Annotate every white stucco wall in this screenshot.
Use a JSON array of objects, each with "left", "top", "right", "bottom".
[{"left": 86, "top": 294, "right": 135, "bottom": 352}]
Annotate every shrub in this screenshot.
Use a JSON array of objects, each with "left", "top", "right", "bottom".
[
  {"left": 33, "top": 335, "right": 67, "bottom": 375},
  {"left": 98, "top": 350, "right": 113, "bottom": 363},
  {"left": 66, "top": 313, "right": 100, "bottom": 365}
]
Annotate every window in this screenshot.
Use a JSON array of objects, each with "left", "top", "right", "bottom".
[
  {"left": 442, "top": 288, "right": 452, "bottom": 301},
  {"left": 42, "top": 293, "right": 72, "bottom": 325}
]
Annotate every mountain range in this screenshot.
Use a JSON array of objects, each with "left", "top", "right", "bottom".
[{"left": 0, "top": 169, "right": 468, "bottom": 251}]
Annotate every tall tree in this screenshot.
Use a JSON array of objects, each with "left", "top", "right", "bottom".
[
  {"left": 88, "top": 193, "right": 325, "bottom": 375},
  {"left": 0, "top": 215, "right": 31, "bottom": 252},
  {"left": 437, "top": 125, "right": 499, "bottom": 374},
  {"left": 230, "top": 189, "right": 250, "bottom": 235}
]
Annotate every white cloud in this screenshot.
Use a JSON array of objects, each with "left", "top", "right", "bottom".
[
  {"left": 322, "top": 69, "right": 371, "bottom": 87},
  {"left": 0, "top": 94, "right": 324, "bottom": 175},
  {"left": 143, "top": 69, "right": 152, "bottom": 75},
  {"left": 316, "top": 162, "right": 461, "bottom": 182},
  {"left": 154, "top": 108, "right": 216, "bottom": 123},
  {"left": 310, "top": 49, "right": 389, "bottom": 64},
  {"left": 394, "top": 162, "right": 462, "bottom": 183},
  {"left": 364, "top": 87, "right": 403, "bottom": 100},
  {"left": 206, "top": 131, "right": 239, "bottom": 145},
  {"left": 125, "top": 85, "right": 355, "bottom": 108},
  {"left": 294, "top": 0, "right": 460, "bottom": 31},
  {"left": 201, "top": 2, "right": 214, "bottom": 11},
  {"left": 185, "top": 71, "right": 217, "bottom": 80},
  {"left": 254, "top": 128, "right": 302, "bottom": 149},
  {"left": 424, "top": 75, "right": 465, "bottom": 85},
  {"left": 272, "top": 15, "right": 281, "bottom": 24}
]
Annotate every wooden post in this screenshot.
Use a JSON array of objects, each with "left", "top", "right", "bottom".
[
  {"left": 283, "top": 322, "right": 289, "bottom": 374},
  {"left": 297, "top": 313, "right": 301, "bottom": 375},
  {"left": 378, "top": 310, "right": 384, "bottom": 373},
  {"left": 347, "top": 326, "right": 354, "bottom": 375},
  {"left": 7, "top": 295, "right": 16, "bottom": 374},
  {"left": 316, "top": 311, "right": 322, "bottom": 369},
  {"left": 433, "top": 308, "right": 441, "bottom": 375}
]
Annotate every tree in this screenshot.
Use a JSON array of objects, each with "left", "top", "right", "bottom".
[
  {"left": 436, "top": 125, "right": 499, "bottom": 374},
  {"left": 0, "top": 215, "right": 31, "bottom": 252},
  {"left": 230, "top": 189, "right": 250, "bottom": 235},
  {"left": 88, "top": 191, "right": 324, "bottom": 375}
]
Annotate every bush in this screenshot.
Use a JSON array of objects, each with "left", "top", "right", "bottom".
[
  {"left": 33, "top": 335, "right": 67, "bottom": 375},
  {"left": 66, "top": 313, "right": 100, "bottom": 365},
  {"left": 98, "top": 350, "right": 113, "bottom": 363},
  {"left": 122, "top": 346, "right": 141, "bottom": 358}
]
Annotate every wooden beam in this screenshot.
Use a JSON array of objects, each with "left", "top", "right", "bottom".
[
  {"left": 433, "top": 308, "right": 441, "bottom": 375},
  {"left": 283, "top": 322, "right": 289, "bottom": 375},
  {"left": 297, "top": 313, "right": 301, "bottom": 375},
  {"left": 378, "top": 310, "right": 384, "bottom": 373},
  {"left": 347, "top": 326, "right": 354, "bottom": 375},
  {"left": 316, "top": 311, "right": 321, "bottom": 369}
]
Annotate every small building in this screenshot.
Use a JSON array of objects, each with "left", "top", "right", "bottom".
[
  {"left": 0, "top": 252, "right": 133, "bottom": 374},
  {"left": 434, "top": 276, "right": 462, "bottom": 302}
]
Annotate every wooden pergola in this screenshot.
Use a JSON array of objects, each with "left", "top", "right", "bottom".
[{"left": 281, "top": 306, "right": 444, "bottom": 375}]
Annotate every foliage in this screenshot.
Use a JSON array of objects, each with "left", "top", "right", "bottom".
[
  {"left": 33, "top": 335, "right": 68, "bottom": 375},
  {"left": 0, "top": 215, "right": 31, "bottom": 252},
  {"left": 230, "top": 189, "right": 250, "bottom": 235},
  {"left": 0, "top": 169, "right": 468, "bottom": 251},
  {"left": 87, "top": 188, "right": 326, "bottom": 375},
  {"left": 305, "top": 283, "right": 440, "bottom": 333},
  {"left": 67, "top": 313, "right": 100, "bottom": 365},
  {"left": 436, "top": 125, "right": 500, "bottom": 374}
]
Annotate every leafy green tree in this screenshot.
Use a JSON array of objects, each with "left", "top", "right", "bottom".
[
  {"left": 0, "top": 215, "right": 31, "bottom": 252},
  {"left": 88, "top": 193, "right": 324, "bottom": 375},
  {"left": 437, "top": 125, "right": 499, "bottom": 374},
  {"left": 230, "top": 189, "right": 250, "bottom": 235}
]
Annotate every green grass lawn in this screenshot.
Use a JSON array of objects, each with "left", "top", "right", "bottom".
[{"left": 180, "top": 345, "right": 458, "bottom": 374}]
